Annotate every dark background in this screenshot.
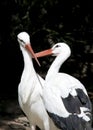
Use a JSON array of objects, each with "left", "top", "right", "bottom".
[{"left": 0, "top": 0, "right": 93, "bottom": 99}]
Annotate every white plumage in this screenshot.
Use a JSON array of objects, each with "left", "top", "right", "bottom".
[
  {"left": 17, "top": 32, "right": 50, "bottom": 130},
  {"left": 35, "top": 42, "right": 93, "bottom": 130}
]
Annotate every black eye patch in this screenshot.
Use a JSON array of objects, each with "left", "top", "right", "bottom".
[
  {"left": 56, "top": 45, "right": 60, "bottom": 48},
  {"left": 18, "top": 38, "right": 25, "bottom": 44}
]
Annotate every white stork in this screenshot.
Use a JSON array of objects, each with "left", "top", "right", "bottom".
[
  {"left": 17, "top": 32, "right": 50, "bottom": 130},
  {"left": 35, "top": 42, "right": 93, "bottom": 130}
]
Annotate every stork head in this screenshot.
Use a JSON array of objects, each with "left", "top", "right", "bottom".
[
  {"left": 17, "top": 32, "right": 41, "bottom": 66},
  {"left": 35, "top": 42, "right": 71, "bottom": 58},
  {"left": 51, "top": 43, "right": 71, "bottom": 56},
  {"left": 17, "top": 32, "right": 30, "bottom": 47}
]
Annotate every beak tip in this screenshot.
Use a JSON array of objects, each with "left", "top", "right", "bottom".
[{"left": 38, "top": 62, "right": 41, "bottom": 67}]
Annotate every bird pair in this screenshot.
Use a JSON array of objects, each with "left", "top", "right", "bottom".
[{"left": 17, "top": 32, "right": 93, "bottom": 130}]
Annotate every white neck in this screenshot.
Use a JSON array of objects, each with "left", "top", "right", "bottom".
[
  {"left": 46, "top": 52, "right": 70, "bottom": 80},
  {"left": 18, "top": 46, "right": 43, "bottom": 104},
  {"left": 20, "top": 46, "right": 36, "bottom": 83}
]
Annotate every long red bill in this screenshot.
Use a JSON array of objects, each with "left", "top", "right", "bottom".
[
  {"left": 25, "top": 44, "right": 41, "bottom": 66},
  {"left": 35, "top": 49, "right": 52, "bottom": 58}
]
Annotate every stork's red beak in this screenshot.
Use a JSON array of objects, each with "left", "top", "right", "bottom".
[
  {"left": 35, "top": 49, "right": 52, "bottom": 58},
  {"left": 25, "top": 44, "right": 41, "bottom": 66}
]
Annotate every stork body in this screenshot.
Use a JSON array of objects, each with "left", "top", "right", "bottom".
[
  {"left": 17, "top": 32, "right": 50, "bottom": 130},
  {"left": 35, "top": 43, "right": 93, "bottom": 130}
]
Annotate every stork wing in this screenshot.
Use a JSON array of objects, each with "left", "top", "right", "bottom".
[
  {"left": 46, "top": 89, "right": 92, "bottom": 130},
  {"left": 43, "top": 74, "right": 92, "bottom": 130}
]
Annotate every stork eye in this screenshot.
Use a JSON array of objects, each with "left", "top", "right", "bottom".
[
  {"left": 19, "top": 38, "right": 25, "bottom": 44},
  {"left": 56, "top": 45, "right": 60, "bottom": 48}
]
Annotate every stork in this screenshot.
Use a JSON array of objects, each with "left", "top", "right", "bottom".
[
  {"left": 35, "top": 42, "right": 93, "bottom": 130},
  {"left": 17, "top": 32, "right": 50, "bottom": 130}
]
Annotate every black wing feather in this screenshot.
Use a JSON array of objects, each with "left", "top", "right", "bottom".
[
  {"left": 47, "top": 112, "right": 86, "bottom": 130},
  {"left": 62, "top": 93, "right": 82, "bottom": 114},
  {"left": 46, "top": 88, "right": 92, "bottom": 130},
  {"left": 76, "top": 89, "right": 92, "bottom": 110}
]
